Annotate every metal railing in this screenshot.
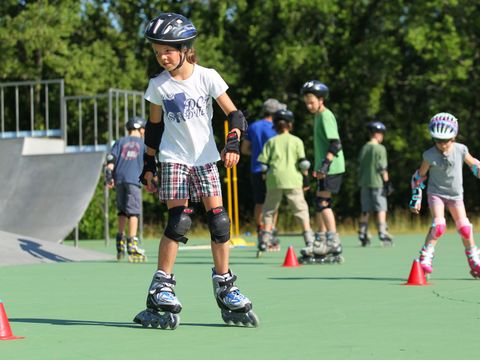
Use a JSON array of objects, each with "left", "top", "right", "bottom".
[
  {"left": 0, "top": 78, "right": 147, "bottom": 246},
  {"left": 0, "top": 79, "right": 65, "bottom": 138}
]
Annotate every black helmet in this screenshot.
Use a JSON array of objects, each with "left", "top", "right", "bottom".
[
  {"left": 126, "top": 116, "right": 146, "bottom": 131},
  {"left": 300, "top": 80, "right": 329, "bottom": 98},
  {"left": 144, "top": 13, "right": 197, "bottom": 48},
  {"left": 366, "top": 121, "right": 386, "bottom": 133},
  {"left": 273, "top": 109, "right": 295, "bottom": 125}
]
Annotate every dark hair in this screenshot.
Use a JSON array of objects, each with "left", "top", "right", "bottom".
[{"left": 274, "top": 120, "right": 292, "bottom": 133}]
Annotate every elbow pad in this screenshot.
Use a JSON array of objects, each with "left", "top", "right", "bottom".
[
  {"left": 260, "top": 163, "right": 269, "bottom": 173},
  {"left": 144, "top": 120, "right": 164, "bottom": 151},
  {"left": 298, "top": 158, "right": 311, "bottom": 171},
  {"left": 377, "top": 164, "right": 388, "bottom": 174},
  {"left": 328, "top": 139, "right": 342, "bottom": 156},
  {"left": 228, "top": 110, "right": 248, "bottom": 136},
  {"left": 106, "top": 153, "right": 115, "bottom": 165}
]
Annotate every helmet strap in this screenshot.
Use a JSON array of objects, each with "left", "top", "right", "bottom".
[{"left": 172, "top": 47, "right": 187, "bottom": 72}]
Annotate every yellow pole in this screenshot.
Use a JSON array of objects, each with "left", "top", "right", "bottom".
[
  {"left": 232, "top": 164, "right": 240, "bottom": 238},
  {"left": 223, "top": 119, "right": 254, "bottom": 247},
  {"left": 224, "top": 120, "right": 233, "bottom": 235}
]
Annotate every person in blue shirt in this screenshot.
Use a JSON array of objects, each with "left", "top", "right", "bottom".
[
  {"left": 105, "top": 116, "right": 147, "bottom": 262},
  {"left": 241, "top": 99, "right": 285, "bottom": 249}
]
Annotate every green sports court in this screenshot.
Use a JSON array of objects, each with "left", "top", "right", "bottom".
[{"left": 1, "top": 233, "right": 479, "bottom": 360}]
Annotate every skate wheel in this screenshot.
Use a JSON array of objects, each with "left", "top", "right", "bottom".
[
  {"left": 169, "top": 314, "right": 180, "bottom": 330},
  {"left": 246, "top": 310, "right": 260, "bottom": 327},
  {"left": 470, "top": 270, "right": 480, "bottom": 279}
]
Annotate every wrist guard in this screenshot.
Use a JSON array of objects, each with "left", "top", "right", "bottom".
[
  {"left": 139, "top": 153, "right": 157, "bottom": 185},
  {"left": 382, "top": 180, "right": 394, "bottom": 197},
  {"left": 105, "top": 168, "right": 114, "bottom": 185},
  {"left": 318, "top": 158, "right": 332, "bottom": 175},
  {"left": 303, "top": 174, "right": 310, "bottom": 188},
  {"left": 144, "top": 120, "right": 164, "bottom": 150},
  {"left": 471, "top": 159, "right": 480, "bottom": 179},
  {"left": 224, "top": 131, "right": 240, "bottom": 154},
  {"left": 411, "top": 169, "right": 427, "bottom": 189},
  {"left": 409, "top": 188, "right": 422, "bottom": 210}
]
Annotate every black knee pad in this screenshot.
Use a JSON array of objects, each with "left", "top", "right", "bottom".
[
  {"left": 207, "top": 207, "right": 231, "bottom": 243},
  {"left": 164, "top": 206, "right": 193, "bottom": 244},
  {"left": 315, "top": 196, "right": 332, "bottom": 213}
]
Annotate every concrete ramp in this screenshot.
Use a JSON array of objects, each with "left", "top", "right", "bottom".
[
  {"left": 0, "top": 230, "right": 113, "bottom": 267},
  {"left": 0, "top": 137, "right": 105, "bottom": 242}
]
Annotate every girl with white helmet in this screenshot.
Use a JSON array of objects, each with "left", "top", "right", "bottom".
[
  {"left": 133, "top": 12, "right": 258, "bottom": 329},
  {"left": 410, "top": 112, "right": 480, "bottom": 278}
]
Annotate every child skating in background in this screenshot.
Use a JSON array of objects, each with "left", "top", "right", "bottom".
[
  {"left": 134, "top": 12, "right": 258, "bottom": 329},
  {"left": 299, "top": 80, "right": 345, "bottom": 264},
  {"left": 105, "top": 116, "right": 147, "bottom": 262},
  {"left": 410, "top": 112, "right": 480, "bottom": 279},
  {"left": 357, "top": 121, "right": 394, "bottom": 247},
  {"left": 257, "top": 109, "right": 314, "bottom": 257}
]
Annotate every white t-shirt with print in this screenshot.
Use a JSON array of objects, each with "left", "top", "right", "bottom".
[{"left": 144, "top": 65, "right": 228, "bottom": 166}]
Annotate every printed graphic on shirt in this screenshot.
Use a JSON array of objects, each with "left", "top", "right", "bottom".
[
  {"left": 163, "top": 92, "right": 208, "bottom": 123},
  {"left": 121, "top": 142, "right": 141, "bottom": 160}
]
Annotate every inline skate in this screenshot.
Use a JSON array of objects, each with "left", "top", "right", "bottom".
[
  {"left": 300, "top": 231, "right": 343, "bottom": 264},
  {"left": 358, "top": 222, "right": 371, "bottom": 247},
  {"left": 212, "top": 269, "right": 259, "bottom": 327},
  {"left": 133, "top": 270, "right": 181, "bottom": 329},
  {"left": 268, "top": 228, "right": 281, "bottom": 252},
  {"left": 465, "top": 246, "right": 480, "bottom": 279},
  {"left": 358, "top": 231, "right": 371, "bottom": 247},
  {"left": 379, "top": 231, "right": 394, "bottom": 247},
  {"left": 419, "top": 244, "right": 435, "bottom": 276},
  {"left": 256, "top": 230, "right": 271, "bottom": 258},
  {"left": 127, "top": 236, "right": 146, "bottom": 263},
  {"left": 116, "top": 233, "right": 127, "bottom": 260}
]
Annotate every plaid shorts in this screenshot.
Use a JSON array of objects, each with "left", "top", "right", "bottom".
[{"left": 159, "top": 162, "right": 222, "bottom": 202}]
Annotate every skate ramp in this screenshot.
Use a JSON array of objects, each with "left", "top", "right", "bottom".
[
  {"left": 0, "top": 230, "right": 113, "bottom": 266},
  {"left": 0, "top": 137, "right": 105, "bottom": 243}
]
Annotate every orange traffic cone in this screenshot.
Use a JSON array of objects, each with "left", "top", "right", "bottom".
[
  {"left": 282, "top": 245, "right": 300, "bottom": 267},
  {"left": 404, "top": 258, "right": 429, "bottom": 286},
  {"left": 0, "top": 300, "right": 24, "bottom": 340}
]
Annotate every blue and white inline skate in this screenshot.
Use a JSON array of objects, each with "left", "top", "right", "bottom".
[
  {"left": 133, "top": 270, "right": 181, "bottom": 330},
  {"left": 212, "top": 269, "right": 259, "bottom": 327}
]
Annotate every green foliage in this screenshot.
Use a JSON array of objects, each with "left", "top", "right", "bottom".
[{"left": 4, "top": 0, "right": 480, "bottom": 237}]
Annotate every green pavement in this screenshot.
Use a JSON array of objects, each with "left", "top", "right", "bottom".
[{"left": 1, "top": 233, "right": 479, "bottom": 360}]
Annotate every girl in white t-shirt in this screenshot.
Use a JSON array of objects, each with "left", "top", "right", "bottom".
[
  {"left": 133, "top": 13, "right": 258, "bottom": 329},
  {"left": 409, "top": 112, "right": 480, "bottom": 279}
]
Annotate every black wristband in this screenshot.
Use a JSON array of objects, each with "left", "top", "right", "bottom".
[
  {"left": 302, "top": 174, "right": 310, "bottom": 188},
  {"left": 318, "top": 158, "right": 332, "bottom": 175},
  {"left": 139, "top": 153, "right": 157, "bottom": 185},
  {"left": 224, "top": 131, "right": 240, "bottom": 154},
  {"left": 105, "top": 168, "right": 114, "bottom": 185}
]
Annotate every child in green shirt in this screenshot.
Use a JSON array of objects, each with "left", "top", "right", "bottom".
[
  {"left": 299, "top": 80, "right": 344, "bottom": 264},
  {"left": 257, "top": 109, "right": 314, "bottom": 256},
  {"left": 357, "top": 121, "right": 393, "bottom": 247}
]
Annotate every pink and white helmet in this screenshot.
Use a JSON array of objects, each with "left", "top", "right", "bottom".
[{"left": 428, "top": 112, "right": 458, "bottom": 139}]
